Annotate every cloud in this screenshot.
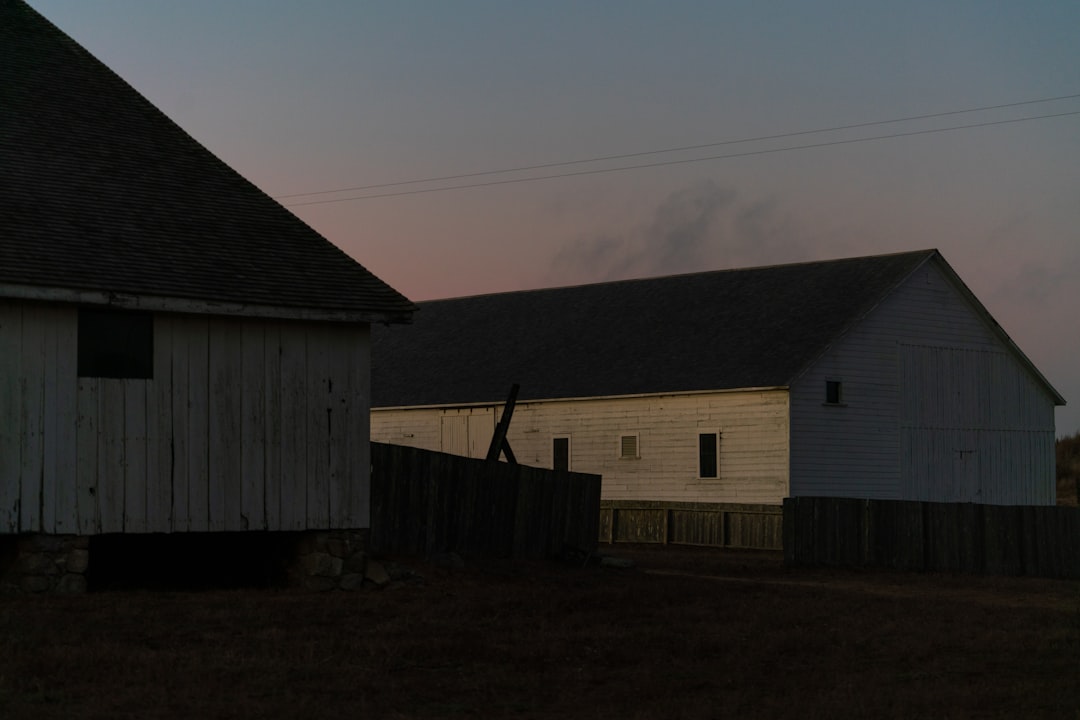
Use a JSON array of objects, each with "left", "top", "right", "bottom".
[
  {"left": 641, "top": 181, "right": 734, "bottom": 276},
  {"left": 548, "top": 179, "right": 809, "bottom": 285}
]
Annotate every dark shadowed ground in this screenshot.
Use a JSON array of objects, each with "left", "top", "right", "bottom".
[{"left": 1, "top": 544, "right": 1077, "bottom": 719}]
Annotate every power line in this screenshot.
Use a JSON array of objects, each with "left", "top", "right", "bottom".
[
  {"left": 283, "top": 109, "right": 1080, "bottom": 207},
  {"left": 275, "top": 93, "right": 1080, "bottom": 202}
]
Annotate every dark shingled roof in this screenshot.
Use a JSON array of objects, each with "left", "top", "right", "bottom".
[
  {"left": 372, "top": 250, "right": 938, "bottom": 407},
  {"left": 0, "top": 0, "right": 414, "bottom": 322}
]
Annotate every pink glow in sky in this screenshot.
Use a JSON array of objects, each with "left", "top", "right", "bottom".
[{"left": 30, "top": 0, "right": 1080, "bottom": 434}]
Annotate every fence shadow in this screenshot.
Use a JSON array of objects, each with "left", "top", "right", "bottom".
[
  {"left": 784, "top": 497, "right": 1080, "bottom": 578},
  {"left": 370, "top": 442, "right": 602, "bottom": 560}
]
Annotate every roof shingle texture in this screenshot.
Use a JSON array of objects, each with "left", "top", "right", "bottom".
[
  {"left": 372, "top": 251, "right": 935, "bottom": 407},
  {"left": 0, "top": 0, "right": 414, "bottom": 319}
]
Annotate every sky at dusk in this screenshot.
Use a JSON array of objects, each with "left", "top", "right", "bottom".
[{"left": 30, "top": 1, "right": 1080, "bottom": 435}]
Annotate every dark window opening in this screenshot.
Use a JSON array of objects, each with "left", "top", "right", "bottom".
[
  {"left": 553, "top": 437, "right": 570, "bottom": 472},
  {"left": 699, "top": 432, "right": 718, "bottom": 478},
  {"left": 78, "top": 307, "right": 154, "bottom": 379},
  {"left": 825, "top": 379, "right": 843, "bottom": 405}
]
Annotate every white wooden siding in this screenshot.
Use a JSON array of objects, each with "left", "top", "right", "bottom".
[
  {"left": 789, "top": 261, "right": 1057, "bottom": 504},
  {"left": 343, "top": 330, "right": 371, "bottom": 528},
  {"left": 0, "top": 298, "right": 372, "bottom": 534},
  {"left": 898, "top": 344, "right": 1055, "bottom": 503},
  {"left": 372, "top": 390, "right": 790, "bottom": 504},
  {"left": 434, "top": 408, "right": 496, "bottom": 458},
  {"left": 240, "top": 320, "right": 267, "bottom": 531}
]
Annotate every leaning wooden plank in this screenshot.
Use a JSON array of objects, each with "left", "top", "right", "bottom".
[{"left": 485, "top": 384, "right": 519, "bottom": 462}]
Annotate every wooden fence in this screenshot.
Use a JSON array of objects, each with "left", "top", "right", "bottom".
[
  {"left": 783, "top": 496, "right": 1080, "bottom": 578},
  {"left": 599, "top": 501, "right": 783, "bottom": 550},
  {"left": 370, "top": 442, "right": 601, "bottom": 559}
]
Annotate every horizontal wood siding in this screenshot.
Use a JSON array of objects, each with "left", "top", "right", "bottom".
[
  {"left": 789, "top": 261, "right": 1057, "bottom": 504},
  {"left": 372, "top": 390, "right": 790, "bottom": 504},
  {"left": 0, "top": 298, "right": 372, "bottom": 534}
]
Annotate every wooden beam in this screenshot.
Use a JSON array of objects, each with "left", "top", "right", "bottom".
[{"left": 486, "top": 384, "right": 519, "bottom": 464}]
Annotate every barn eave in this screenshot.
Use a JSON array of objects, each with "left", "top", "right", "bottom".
[{"left": 0, "top": 282, "right": 413, "bottom": 325}]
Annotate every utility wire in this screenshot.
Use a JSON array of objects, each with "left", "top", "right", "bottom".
[
  {"left": 276, "top": 93, "right": 1080, "bottom": 201},
  {"left": 284, "top": 109, "right": 1080, "bottom": 207}
]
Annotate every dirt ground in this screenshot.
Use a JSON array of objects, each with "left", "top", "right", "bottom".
[{"left": 1, "top": 544, "right": 1078, "bottom": 719}]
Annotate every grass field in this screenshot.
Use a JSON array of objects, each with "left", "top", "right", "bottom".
[{"left": 1, "top": 545, "right": 1078, "bottom": 719}]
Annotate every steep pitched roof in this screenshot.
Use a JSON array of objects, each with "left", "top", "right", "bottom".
[
  {"left": 372, "top": 250, "right": 943, "bottom": 407},
  {"left": 0, "top": 0, "right": 414, "bottom": 323}
]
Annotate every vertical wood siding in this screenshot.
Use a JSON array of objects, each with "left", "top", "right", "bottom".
[
  {"left": 0, "top": 302, "right": 21, "bottom": 531},
  {"left": 898, "top": 344, "right": 1055, "bottom": 504},
  {"left": 0, "top": 298, "right": 372, "bottom": 534},
  {"left": 372, "top": 390, "right": 790, "bottom": 504},
  {"left": 434, "top": 409, "right": 496, "bottom": 459},
  {"left": 789, "top": 261, "right": 1057, "bottom": 504}
]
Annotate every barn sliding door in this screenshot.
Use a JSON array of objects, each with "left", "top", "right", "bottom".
[
  {"left": 899, "top": 343, "right": 1054, "bottom": 504},
  {"left": 439, "top": 411, "right": 496, "bottom": 459}
]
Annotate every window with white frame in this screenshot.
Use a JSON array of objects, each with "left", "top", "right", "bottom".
[{"left": 619, "top": 433, "right": 640, "bottom": 459}]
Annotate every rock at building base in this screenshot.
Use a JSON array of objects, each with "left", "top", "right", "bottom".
[
  {"left": 599, "top": 555, "right": 635, "bottom": 568},
  {"left": 56, "top": 573, "right": 87, "bottom": 594},
  {"left": 365, "top": 560, "right": 390, "bottom": 587}
]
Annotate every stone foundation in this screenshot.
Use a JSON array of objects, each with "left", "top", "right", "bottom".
[
  {"left": 0, "top": 529, "right": 378, "bottom": 593},
  {"left": 287, "top": 529, "right": 371, "bottom": 591},
  {"left": 0, "top": 534, "right": 89, "bottom": 594}
]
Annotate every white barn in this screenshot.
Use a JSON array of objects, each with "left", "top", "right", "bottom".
[
  {"left": 371, "top": 250, "right": 1064, "bottom": 506},
  {"left": 0, "top": 1, "right": 414, "bottom": 547}
]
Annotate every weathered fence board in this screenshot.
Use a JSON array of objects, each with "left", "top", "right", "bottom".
[
  {"left": 785, "top": 497, "right": 1080, "bottom": 579},
  {"left": 599, "top": 501, "right": 783, "bottom": 550},
  {"left": 370, "top": 442, "right": 601, "bottom": 559}
]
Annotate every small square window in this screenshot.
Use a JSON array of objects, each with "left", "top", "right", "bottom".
[
  {"left": 553, "top": 436, "right": 570, "bottom": 472},
  {"left": 78, "top": 307, "right": 154, "bottom": 379},
  {"left": 825, "top": 379, "right": 843, "bottom": 405},
  {"left": 619, "top": 434, "right": 639, "bottom": 459},
  {"left": 699, "top": 432, "right": 719, "bottom": 478}
]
